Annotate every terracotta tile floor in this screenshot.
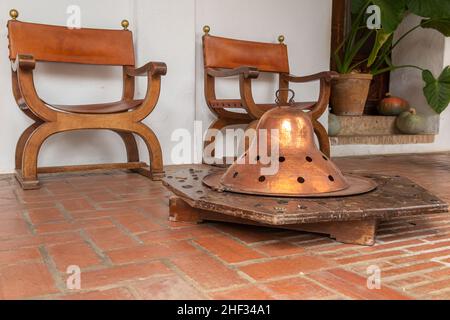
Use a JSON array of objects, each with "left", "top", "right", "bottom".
[{"left": 1, "top": 152, "right": 450, "bottom": 300}]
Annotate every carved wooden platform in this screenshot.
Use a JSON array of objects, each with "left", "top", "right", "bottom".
[{"left": 163, "top": 165, "right": 448, "bottom": 245}]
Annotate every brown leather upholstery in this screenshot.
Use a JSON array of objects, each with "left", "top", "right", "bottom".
[
  {"left": 47, "top": 99, "right": 143, "bottom": 114},
  {"left": 203, "top": 35, "right": 289, "bottom": 73},
  {"left": 8, "top": 20, "right": 135, "bottom": 66}
]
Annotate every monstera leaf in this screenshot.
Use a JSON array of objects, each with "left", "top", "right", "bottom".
[
  {"left": 407, "top": 0, "right": 450, "bottom": 18},
  {"left": 351, "top": 0, "right": 368, "bottom": 14},
  {"left": 365, "top": 0, "right": 406, "bottom": 67},
  {"left": 421, "top": 18, "right": 450, "bottom": 36},
  {"left": 423, "top": 67, "right": 450, "bottom": 114},
  {"left": 373, "top": 0, "right": 407, "bottom": 33}
]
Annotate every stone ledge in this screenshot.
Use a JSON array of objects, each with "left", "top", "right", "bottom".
[
  {"left": 332, "top": 115, "right": 398, "bottom": 136},
  {"left": 331, "top": 134, "right": 435, "bottom": 145}
]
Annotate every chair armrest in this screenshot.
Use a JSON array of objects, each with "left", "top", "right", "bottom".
[
  {"left": 11, "top": 54, "right": 36, "bottom": 72},
  {"left": 284, "top": 71, "right": 339, "bottom": 83},
  {"left": 125, "top": 62, "right": 167, "bottom": 77},
  {"left": 11, "top": 54, "right": 57, "bottom": 122},
  {"left": 206, "top": 67, "right": 260, "bottom": 79}
]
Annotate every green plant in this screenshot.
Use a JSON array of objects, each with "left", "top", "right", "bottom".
[{"left": 333, "top": 0, "right": 450, "bottom": 114}]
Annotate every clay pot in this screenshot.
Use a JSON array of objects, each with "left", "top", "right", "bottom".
[
  {"left": 378, "top": 93, "right": 410, "bottom": 116},
  {"left": 330, "top": 73, "right": 373, "bottom": 116},
  {"left": 396, "top": 108, "right": 425, "bottom": 135}
]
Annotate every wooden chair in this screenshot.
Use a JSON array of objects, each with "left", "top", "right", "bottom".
[
  {"left": 7, "top": 11, "right": 167, "bottom": 190},
  {"left": 202, "top": 26, "right": 337, "bottom": 160}
]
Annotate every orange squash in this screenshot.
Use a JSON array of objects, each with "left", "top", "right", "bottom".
[{"left": 378, "top": 93, "right": 410, "bottom": 116}]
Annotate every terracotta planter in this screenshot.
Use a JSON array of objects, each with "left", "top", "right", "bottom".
[{"left": 330, "top": 73, "right": 373, "bottom": 116}]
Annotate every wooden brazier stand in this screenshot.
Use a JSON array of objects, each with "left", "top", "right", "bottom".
[{"left": 164, "top": 166, "right": 448, "bottom": 246}]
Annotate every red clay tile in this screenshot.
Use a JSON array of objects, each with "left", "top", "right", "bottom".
[
  {"left": 410, "top": 278, "right": 450, "bottom": 295},
  {"left": 390, "top": 249, "right": 450, "bottom": 265},
  {"left": 85, "top": 226, "right": 137, "bottom": 251},
  {"left": 138, "top": 225, "right": 219, "bottom": 243},
  {"left": 132, "top": 275, "right": 204, "bottom": 300},
  {"left": 0, "top": 218, "right": 31, "bottom": 238},
  {"left": 254, "top": 241, "right": 305, "bottom": 257},
  {"left": 0, "top": 247, "right": 42, "bottom": 266},
  {"left": 80, "top": 261, "right": 173, "bottom": 289},
  {"left": 107, "top": 241, "right": 199, "bottom": 264},
  {"left": 195, "top": 236, "right": 264, "bottom": 263},
  {"left": 86, "top": 191, "right": 121, "bottom": 203},
  {"left": 60, "top": 198, "right": 94, "bottom": 212},
  {"left": 308, "top": 268, "right": 409, "bottom": 300},
  {"left": 407, "top": 240, "right": 450, "bottom": 252},
  {"left": 62, "top": 287, "right": 135, "bottom": 300},
  {"left": 113, "top": 213, "right": 164, "bottom": 234},
  {"left": 264, "top": 277, "right": 334, "bottom": 299},
  {"left": 28, "top": 208, "right": 66, "bottom": 225},
  {"left": 336, "top": 250, "right": 406, "bottom": 265},
  {"left": 0, "top": 153, "right": 450, "bottom": 300},
  {"left": 0, "top": 263, "right": 57, "bottom": 299},
  {"left": 171, "top": 253, "right": 246, "bottom": 290},
  {"left": 240, "top": 255, "right": 333, "bottom": 281},
  {"left": 382, "top": 262, "right": 442, "bottom": 278},
  {"left": 47, "top": 242, "right": 102, "bottom": 271},
  {"left": 211, "top": 286, "right": 274, "bottom": 300}
]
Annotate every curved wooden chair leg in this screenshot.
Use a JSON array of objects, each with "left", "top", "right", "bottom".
[
  {"left": 128, "top": 122, "right": 164, "bottom": 181},
  {"left": 244, "top": 120, "right": 258, "bottom": 153},
  {"left": 113, "top": 130, "right": 140, "bottom": 163},
  {"left": 19, "top": 123, "right": 59, "bottom": 189},
  {"left": 313, "top": 120, "right": 331, "bottom": 158},
  {"left": 203, "top": 118, "right": 233, "bottom": 164},
  {"left": 15, "top": 122, "right": 43, "bottom": 170}
]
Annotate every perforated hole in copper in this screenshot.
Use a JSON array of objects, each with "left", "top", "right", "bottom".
[
  {"left": 259, "top": 176, "right": 266, "bottom": 182},
  {"left": 297, "top": 177, "right": 305, "bottom": 184},
  {"left": 306, "top": 156, "right": 313, "bottom": 162}
]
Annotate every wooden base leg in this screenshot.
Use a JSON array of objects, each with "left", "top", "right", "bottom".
[
  {"left": 132, "top": 167, "right": 165, "bottom": 181},
  {"left": 168, "top": 197, "right": 378, "bottom": 246},
  {"left": 169, "top": 197, "right": 204, "bottom": 223},
  {"left": 290, "top": 219, "right": 378, "bottom": 246},
  {"left": 15, "top": 169, "right": 40, "bottom": 190}
]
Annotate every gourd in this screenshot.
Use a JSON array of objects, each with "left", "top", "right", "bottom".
[
  {"left": 328, "top": 113, "right": 341, "bottom": 136},
  {"left": 378, "top": 93, "right": 410, "bottom": 116},
  {"left": 396, "top": 108, "right": 425, "bottom": 134}
]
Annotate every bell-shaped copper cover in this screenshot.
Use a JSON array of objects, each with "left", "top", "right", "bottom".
[{"left": 204, "top": 105, "right": 377, "bottom": 197}]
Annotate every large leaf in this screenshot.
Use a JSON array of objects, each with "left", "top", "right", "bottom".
[
  {"left": 423, "top": 67, "right": 450, "bottom": 114},
  {"left": 352, "top": 0, "right": 369, "bottom": 14},
  {"left": 367, "top": 29, "right": 392, "bottom": 66},
  {"left": 372, "top": 0, "right": 407, "bottom": 33},
  {"left": 421, "top": 18, "right": 450, "bottom": 36},
  {"left": 407, "top": 0, "right": 450, "bottom": 18}
]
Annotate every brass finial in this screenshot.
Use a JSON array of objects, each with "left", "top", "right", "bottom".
[
  {"left": 9, "top": 9, "right": 19, "bottom": 20},
  {"left": 203, "top": 25, "right": 210, "bottom": 35},
  {"left": 121, "top": 19, "right": 129, "bottom": 30},
  {"left": 278, "top": 35, "right": 285, "bottom": 44}
]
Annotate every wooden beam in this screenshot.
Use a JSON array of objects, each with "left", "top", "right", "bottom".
[{"left": 37, "top": 161, "right": 147, "bottom": 174}]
